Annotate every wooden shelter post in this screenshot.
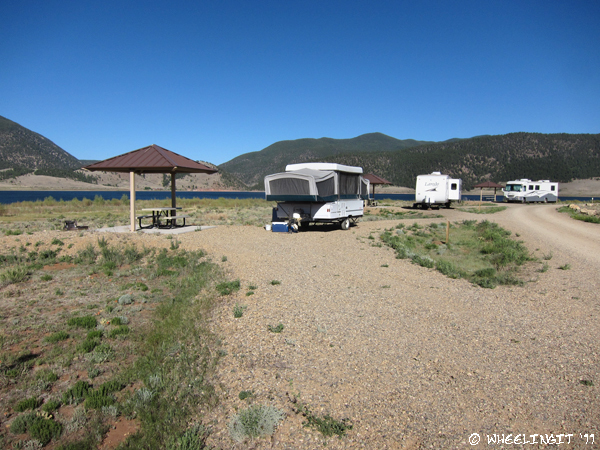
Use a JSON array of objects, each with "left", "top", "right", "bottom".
[
  {"left": 130, "top": 171, "right": 136, "bottom": 232},
  {"left": 171, "top": 173, "right": 176, "bottom": 209}
]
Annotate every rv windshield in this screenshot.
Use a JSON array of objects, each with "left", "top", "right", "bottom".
[{"left": 505, "top": 184, "right": 522, "bottom": 192}]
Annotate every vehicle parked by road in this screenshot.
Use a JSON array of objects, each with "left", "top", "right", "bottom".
[
  {"left": 264, "top": 163, "right": 369, "bottom": 231},
  {"left": 502, "top": 179, "right": 559, "bottom": 203},
  {"left": 414, "top": 172, "right": 462, "bottom": 209}
]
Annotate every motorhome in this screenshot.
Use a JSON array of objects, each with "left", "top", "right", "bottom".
[
  {"left": 502, "top": 179, "right": 559, "bottom": 203},
  {"left": 414, "top": 172, "right": 462, "bottom": 209},
  {"left": 264, "top": 163, "right": 369, "bottom": 231}
]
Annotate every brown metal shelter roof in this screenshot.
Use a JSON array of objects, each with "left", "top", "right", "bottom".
[
  {"left": 473, "top": 181, "right": 503, "bottom": 189},
  {"left": 83, "top": 144, "right": 217, "bottom": 174},
  {"left": 363, "top": 173, "right": 392, "bottom": 185}
]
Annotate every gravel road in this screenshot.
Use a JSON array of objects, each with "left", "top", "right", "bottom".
[{"left": 176, "top": 203, "right": 599, "bottom": 449}]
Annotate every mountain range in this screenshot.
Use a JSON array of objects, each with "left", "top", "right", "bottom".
[{"left": 1, "top": 114, "right": 599, "bottom": 191}]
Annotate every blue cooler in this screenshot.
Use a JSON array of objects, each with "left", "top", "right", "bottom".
[{"left": 271, "top": 222, "right": 289, "bottom": 232}]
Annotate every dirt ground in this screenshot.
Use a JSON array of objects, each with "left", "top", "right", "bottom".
[
  {"left": 1, "top": 203, "right": 598, "bottom": 449},
  {"left": 178, "top": 203, "right": 599, "bottom": 449}
]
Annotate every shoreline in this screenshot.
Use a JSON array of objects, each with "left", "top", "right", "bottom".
[{"left": 1, "top": 179, "right": 600, "bottom": 198}]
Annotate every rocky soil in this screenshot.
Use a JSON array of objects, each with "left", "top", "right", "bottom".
[{"left": 1, "top": 203, "right": 598, "bottom": 449}]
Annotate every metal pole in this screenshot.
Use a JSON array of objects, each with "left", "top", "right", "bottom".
[
  {"left": 130, "top": 171, "right": 136, "bottom": 232},
  {"left": 171, "top": 173, "right": 176, "bottom": 211}
]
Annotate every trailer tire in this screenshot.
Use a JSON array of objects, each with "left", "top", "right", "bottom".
[{"left": 341, "top": 218, "right": 350, "bottom": 230}]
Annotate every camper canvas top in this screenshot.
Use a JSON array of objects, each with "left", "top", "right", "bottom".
[{"left": 286, "top": 163, "right": 363, "bottom": 174}]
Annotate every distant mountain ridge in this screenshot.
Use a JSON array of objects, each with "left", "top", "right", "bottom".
[
  {"left": 2, "top": 114, "right": 599, "bottom": 192},
  {"left": 0, "top": 115, "right": 81, "bottom": 170},
  {"left": 219, "top": 132, "right": 600, "bottom": 190},
  {"left": 219, "top": 132, "right": 436, "bottom": 186}
]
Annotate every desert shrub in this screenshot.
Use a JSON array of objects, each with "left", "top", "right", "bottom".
[
  {"left": 84, "top": 389, "right": 115, "bottom": 409},
  {"left": 267, "top": 323, "right": 284, "bottom": 333},
  {"left": 0, "top": 265, "right": 30, "bottom": 285},
  {"left": 36, "top": 368, "right": 59, "bottom": 383},
  {"left": 216, "top": 279, "right": 240, "bottom": 295},
  {"left": 29, "top": 415, "right": 63, "bottom": 444},
  {"left": 167, "top": 424, "right": 209, "bottom": 450},
  {"left": 67, "top": 316, "right": 97, "bottom": 329},
  {"left": 10, "top": 412, "right": 36, "bottom": 434},
  {"left": 75, "top": 244, "right": 98, "bottom": 265},
  {"left": 233, "top": 304, "right": 246, "bottom": 318},
  {"left": 15, "top": 396, "right": 42, "bottom": 412},
  {"left": 62, "top": 380, "right": 91, "bottom": 405},
  {"left": 298, "top": 404, "right": 353, "bottom": 438},
  {"left": 10, "top": 413, "right": 62, "bottom": 445},
  {"left": 78, "top": 338, "right": 100, "bottom": 353},
  {"left": 44, "top": 330, "right": 70, "bottom": 343},
  {"left": 228, "top": 404, "right": 285, "bottom": 442},
  {"left": 87, "top": 330, "right": 103, "bottom": 340},
  {"left": 435, "top": 259, "right": 463, "bottom": 279},
  {"left": 109, "top": 325, "right": 129, "bottom": 338},
  {"left": 42, "top": 399, "right": 61, "bottom": 412}
]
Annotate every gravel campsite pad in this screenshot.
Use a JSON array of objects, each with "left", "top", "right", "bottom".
[
  {"left": 1, "top": 203, "right": 599, "bottom": 449},
  {"left": 190, "top": 204, "right": 600, "bottom": 449}
]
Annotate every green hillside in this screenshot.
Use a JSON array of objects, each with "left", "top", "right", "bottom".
[
  {"left": 0, "top": 115, "right": 82, "bottom": 170},
  {"left": 219, "top": 132, "right": 434, "bottom": 186},
  {"left": 323, "top": 133, "right": 600, "bottom": 190},
  {"left": 221, "top": 132, "right": 600, "bottom": 190}
]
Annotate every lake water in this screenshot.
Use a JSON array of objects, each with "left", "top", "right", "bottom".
[{"left": 0, "top": 190, "right": 593, "bottom": 204}]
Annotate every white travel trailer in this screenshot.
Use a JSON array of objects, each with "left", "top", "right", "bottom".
[
  {"left": 264, "top": 163, "right": 370, "bottom": 231},
  {"left": 502, "top": 179, "right": 559, "bottom": 203},
  {"left": 414, "top": 172, "right": 462, "bottom": 209}
]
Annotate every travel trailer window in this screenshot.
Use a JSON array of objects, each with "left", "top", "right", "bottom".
[
  {"left": 451, "top": 183, "right": 457, "bottom": 190},
  {"left": 535, "top": 185, "right": 540, "bottom": 190},
  {"left": 551, "top": 185, "right": 556, "bottom": 191},
  {"left": 529, "top": 185, "right": 533, "bottom": 190}
]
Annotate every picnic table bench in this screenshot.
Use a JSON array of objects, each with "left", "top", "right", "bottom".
[
  {"left": 137, "top": 207, "right": 189, "bottom": 229},
  {"left": 164, "top": 215, "right": 190, "bottom": 228}
]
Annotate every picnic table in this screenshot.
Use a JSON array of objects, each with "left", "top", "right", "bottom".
[{"left": 137, "top": 207, "right": 189, "bottom": 229}]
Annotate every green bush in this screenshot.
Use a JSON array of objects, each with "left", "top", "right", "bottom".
[
  {"left": 0, "top": 265, "right": 30, "bottom": 285},
  {"left": 62, "top": 380, "right": 91, "bottom": 404},
  {"left": 233, "top": 304, "right": 246, "bottom": 318},
  {"left": 29, "top": 415, "right": 63, "bottom": 444},
  {"left": 78, "top": 337, "right": 100, "bottom": 353},
  {"left": 216, "top": 279, "right": 240, "bottom": 295},
  {"left": 84, "top": 389, "right": 115, "bottom": 409},
  {"left": 10, "top": 412, "right": 35, "bottom": 434},
  {"left": 10, "top": 413, "right": 62, "bottom": 445},
  {"left": 15, "top": 396, "right": 41, "bottom": 412},
  {"left": 44, "top": 330, "right": 70, "bottom": 343},
  {"left": 67, "top": 315, "right": 97, "bottom": 329},
  {"left": 267, "top": 323, "right": 284, "bottom": 333},
  {"left": 228, "top": 404, "right": 285, "bottom": 442},
  {"left": 36, "top": 368, "right": 59, "bottom": 383},
  {"left": 109, "top": 325, "right": 129, "bottom": 338},
  {"left": 42, "top": 399, "right": 61, "bottom": 412}
]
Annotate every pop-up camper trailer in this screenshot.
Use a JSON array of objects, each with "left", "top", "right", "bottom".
[
  {"left": 264, "top": 163, "right": 370, "bottom": 231},
  {"left": 414, "top": 172, "right": 462, "bottom": 209},
  {"left": 502, "top": 179, "right": 559, "bottom": 203}
]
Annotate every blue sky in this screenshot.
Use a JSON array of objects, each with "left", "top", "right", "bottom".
[{"left": 2, "top": 1, "right": 599, "bottom": 165}]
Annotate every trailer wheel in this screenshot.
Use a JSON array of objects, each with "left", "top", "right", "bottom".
[{"left": 340, "top": 218, "right": 350, "bottom": 230}]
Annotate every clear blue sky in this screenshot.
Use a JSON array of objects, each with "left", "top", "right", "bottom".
[{"left": 2, "top": 0, "right": 599, "bottom": 165}]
